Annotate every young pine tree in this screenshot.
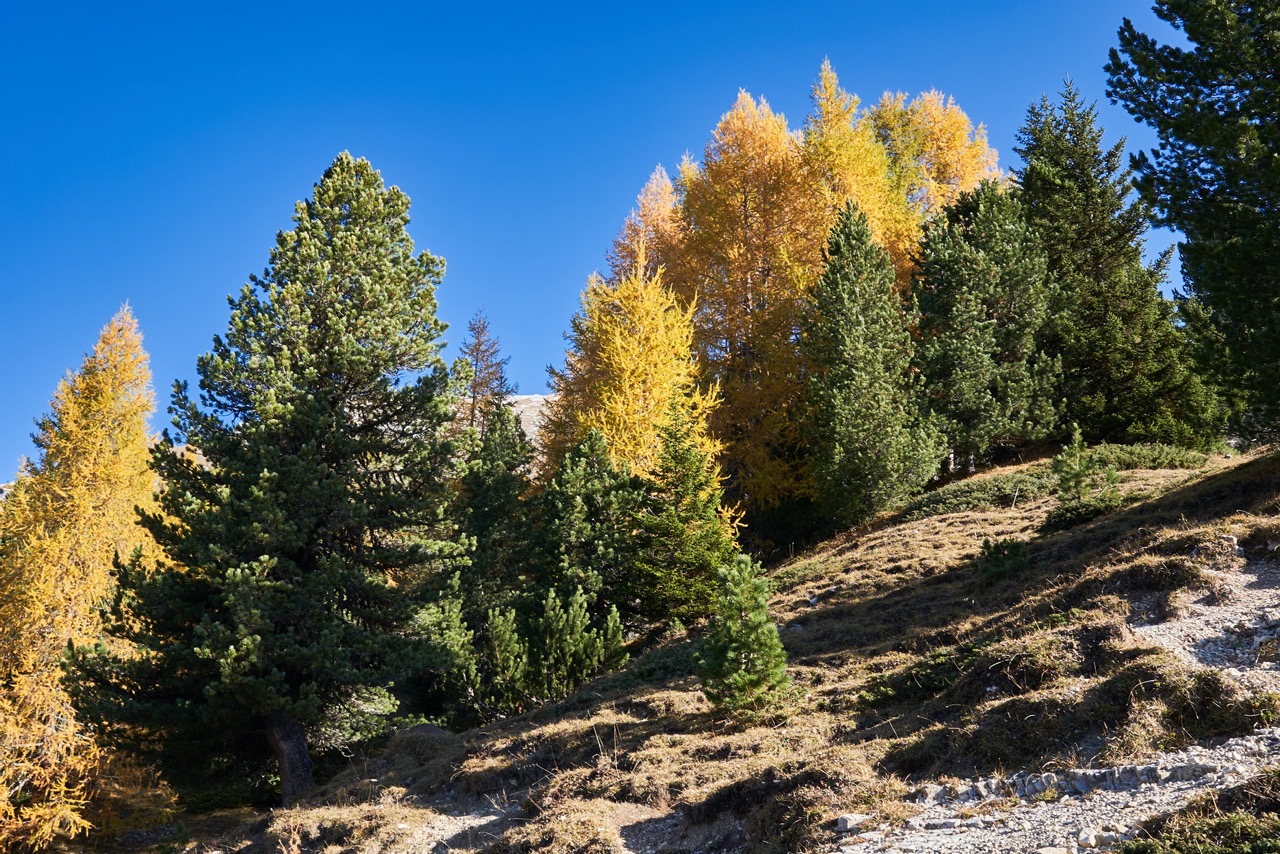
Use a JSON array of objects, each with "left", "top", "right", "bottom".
[
  {"left": 633, "top": 397, "right": 739, "bottom": 623},
  {"left": 67, "top": 154, "right": 465, "bottom": 805},
  {"left": 915, "top": 181, "right": 1059, "bottom": 468},
  {"left": 0, "top": 308, "right": 155, "bottom": 851},
  {"left": 1014, "top": 82, "right": 1223, "bottom": 448},
  {"left": 804, "top": 203, "right": 942, "bottom": 528},
  {"left": 696, "top": 555, "right": 791, "bottom": 715},
  {"left": 534, "top": 430, "right": 647, "bottom": 618},
  {"left": 455, "top": 402, "right": 535, "bottom": 628}
]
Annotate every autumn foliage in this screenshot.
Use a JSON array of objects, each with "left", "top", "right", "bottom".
[{"left": 0, "top": 308, "right": 156, "bottom": 850}]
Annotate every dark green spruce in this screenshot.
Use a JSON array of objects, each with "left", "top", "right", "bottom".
[{"left": 1015, "top": 81, "right": 1224, "bottom": 448}]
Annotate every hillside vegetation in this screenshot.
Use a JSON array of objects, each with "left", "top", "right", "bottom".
[{"left": 89, "top": 446, "right": 1280, "bottom": 853}]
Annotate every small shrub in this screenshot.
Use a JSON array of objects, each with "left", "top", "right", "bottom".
[
  {"left": 1084, "top": 443, "right": 1208, "bottom": 472},
  {"left": 977, "top": 537, "right": 1030, "bottom": 579}
]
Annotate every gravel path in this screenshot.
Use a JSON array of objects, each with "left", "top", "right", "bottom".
[{"left": 826, "top": 548, "right": 1280, "bottom": 854}]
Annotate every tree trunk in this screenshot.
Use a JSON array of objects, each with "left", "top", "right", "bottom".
[{"left": 266, "top": 712, "right": 314, "bottom": 805}]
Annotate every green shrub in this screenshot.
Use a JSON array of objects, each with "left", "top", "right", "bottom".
[
  {"left": 897, "top": 468, "right": 1056, "bottom": 522},
  {"left": 977, "top": 537, "right": 1031, "bottom": 579},
  {"left": 1084, "top": 443, "right": 1208, "bottom": 471},
  {"left": 1043, "top": 425, "right": 1126, "bottom": 532}
]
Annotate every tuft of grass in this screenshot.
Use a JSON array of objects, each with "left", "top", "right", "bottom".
[{"left": 1121, "top": 768, "right": 1280, "bottom": 853}]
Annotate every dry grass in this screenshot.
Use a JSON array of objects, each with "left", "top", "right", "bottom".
[{"left": 85, "top": 449, "right": 1280, "bottom": 853}]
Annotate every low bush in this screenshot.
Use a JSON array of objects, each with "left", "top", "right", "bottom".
[
  {"left": 977, "top": 537, "right": 1031, "bottom": 579},
  {"left": 1085, "top": 443, "right": 1209, "bottom": 472},
  {"left": 898, "top": 469, "right": 1056, "bottom": 522}
]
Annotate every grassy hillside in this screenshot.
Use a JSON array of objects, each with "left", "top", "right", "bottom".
[{"left": 83, "top": 448, "right": 1280, "bottom": 853}]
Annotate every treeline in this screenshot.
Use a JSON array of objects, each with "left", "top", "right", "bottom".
[
  {"left": 544, "top": 66, "right": 1223, "bottom": 547},
  {"left": 1, "top": 1, "right": 1276, "bottom": 843}
]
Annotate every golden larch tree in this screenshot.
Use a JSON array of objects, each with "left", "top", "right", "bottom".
[
  {"left": 802, "top": 60, "right": 915, "bottom": 281},
  {"left": 866, "top": 89, "right": 1002, "bottom": 282},
  {"left": 606, "top": 165, "right": 683, "bottom": 283},
  {"left": 666, "top": 90, "right": 829, "bottom": 513},
  {"left": 541, "top": 249, "right": 718, "bottom": 481},
  {"left": 0, "top": 307, "right": 156, "bottom": 850}
]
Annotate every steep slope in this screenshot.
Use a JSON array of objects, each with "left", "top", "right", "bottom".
[{"left": 86, "top": 448, "right": 1280, "bottom": 853}]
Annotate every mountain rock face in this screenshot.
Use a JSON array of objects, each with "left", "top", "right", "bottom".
[{"left": 508, "top": 394, "right": 551, "bottom": 445}]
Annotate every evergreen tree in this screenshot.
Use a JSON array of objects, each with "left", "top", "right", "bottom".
[
  {"left": 534, "top": 430, "right": 646, "bottom": 619},
  {"left": 915, "top": 181, "right": 1059, "bottom": 467},
  {"left": 474, "top": 606, "right": 530, "bottom": 716},
  {"left": 67, "top": 153, "right": 464, "bottom": 805},
  {"left": 696, "top": 555, "right": 790, "bottom": 714},
  {"left": 633, "top": 398, "right": 739, "bottom": 623},
  {"left": 455, "top": 402, "right": 535, "bottom": 628},
  {"left": 1014, "top": 82, "right": 1223, "bottom": 447},
  {"left": 1107, "top": 2, "right": 1280, "bottom": 432},
  {"left": 804, "top": 203, "right": 942, "bottom": 527},
  {"left": 0, "top": 308, "right": 155, "bottom": 850}
]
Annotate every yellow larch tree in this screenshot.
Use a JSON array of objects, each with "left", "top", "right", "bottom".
[
  {"left": 802, "top": 60, "right": 916, "bottom": 283},
  {"left": 540, "top": 248, "right": 718, "bottom": 481},
  {"left": 605, "top": 165, "right": 683, "bottom": 283},
  {"left": 0, "top": 307, "right": 157, "bottom": 850},
  {"left": 666, "top": 90, "right": 829, "bottom": 514},
  {"left": 865, "top": 89, "right": 1002, "bottom": 281}
]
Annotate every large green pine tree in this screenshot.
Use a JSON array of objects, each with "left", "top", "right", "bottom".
[
  {"left": 803, "top": 203, "right": 941, "bottom": 528},
  {"left": 534, "top": 430, "right": 647, "bottom": 619},
  {"left": 67, "top": 153, "right": 463, "bottom": 805},
  {"left": 1014, "top": 82, "right": 1223, "bottom": 448},
  {"left": 916, "top": 181, "right": 1059, "bottom": 468},
  {"left": 1107, "top": 2, "right": 1280, "bottom": 432}
]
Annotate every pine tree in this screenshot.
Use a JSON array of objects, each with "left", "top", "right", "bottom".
[
  {"left": 0, "top": 307, "right": 155, "bottom": 850},
  {"left": 457, "top": 310, "right": 517, "bottom": 432},
  {"left": 915, "top": 181, "right": 1059, "bottom": 467},
  {"left": 66, "top": 153, "right": 464, "bottom": 806},
  {"left": 1014, "top": 82, "right": 1223, "bottom": 447},
  {"left": 1107, "top": 2, "right": 1279, "bottom": 430},
  {"left": 633, "top": 398, "right": 739, "bottom": 623},
  {"left": 534, "top": 430, "right": 646, "bottom": 617},
  {"left": 535, "top": 583, "right": 624, "bottom": 706},
  {"left": 696, "top": 555, "right": 790, "bottom": 714},
  {"left": 455, "top": 402, "right": 535, "bottom": 628},
  {"left": 804, "top": 204, "right": 943, "bottom": 527}
]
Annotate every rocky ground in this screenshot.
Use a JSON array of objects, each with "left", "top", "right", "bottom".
[{"left": 826, "top": 546, "right": 1280, "bottom": 854}]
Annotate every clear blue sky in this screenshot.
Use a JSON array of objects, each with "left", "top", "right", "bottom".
[{"left": 0, "top": 1, "right": 1178, "bottom": 477}]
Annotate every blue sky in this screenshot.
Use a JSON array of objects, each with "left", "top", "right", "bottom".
[{"left": 0, "top": 1, "right": 1177, "bottom": 476}]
